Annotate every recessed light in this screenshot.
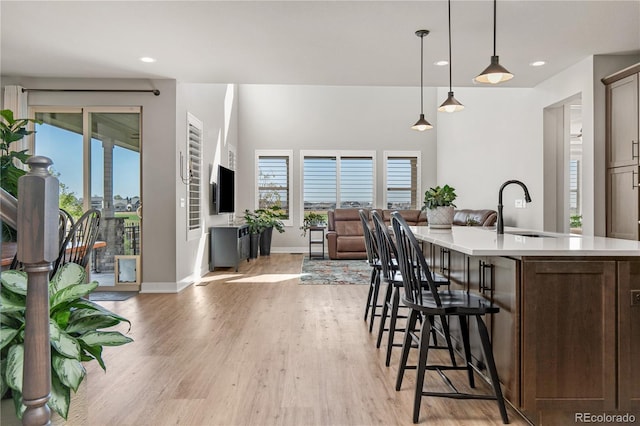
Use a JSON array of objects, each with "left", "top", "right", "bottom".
[
  {"left": 434, "top": 60, "right": 449, "bottom": 66},
  {"left": 530, "top": 60, "right": 546, "bottom": 67},
  {"left": 139, "top": 57, "right": 157, "bottom": 63}
]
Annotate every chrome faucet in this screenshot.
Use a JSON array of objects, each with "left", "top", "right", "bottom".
[{"left": 497, "top": 180, "right": 532, "bottom": 234}]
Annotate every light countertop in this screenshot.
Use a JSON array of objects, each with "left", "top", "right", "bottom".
[{"left": 409, "top": 226, "right": 640, "bottom": 257}]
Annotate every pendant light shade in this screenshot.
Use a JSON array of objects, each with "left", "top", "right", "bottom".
[
  {"left": 411, "top": 114, "right": 432, "bottom": 131},
  {"left": 438, "top": 92, "right": 464, "bottom": 113},
  {"left": 411, "top": 29, "right": 433, "bottom": 131},
  {"left": 438, "top": 0, "right": 464, "bottom": 113},
  {"left": 474, "top": 0, "right": 513, "bottom": 84}
]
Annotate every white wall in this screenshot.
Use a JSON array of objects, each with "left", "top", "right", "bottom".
[
  {"left": 237, "top": 84, "right": 439, "bottom": 251},
  {"left": 532, "top": 54, "right": 639, "bottom": 236},
  {"left": 0, "top": 77, "right": 242, "bottom": 292},
  {"left": 0, "top": 77, "right": 180, "bottom": 291},
  {"left": 436, "top": 54, "right": 640, "bottom": 235},
  {"left": 436, "top": 86, "right": 541, "bottom": 230},
  {"left": 174, "top": 83, "right": 238, "bottom": 289}
]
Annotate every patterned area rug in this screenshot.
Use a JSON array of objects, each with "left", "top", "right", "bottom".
[
  {"left": 300, "top": 256, "right": 371, "bottom": 285},
  {"left": 89, "top": 292, "right": 137, "bottom": 301}
]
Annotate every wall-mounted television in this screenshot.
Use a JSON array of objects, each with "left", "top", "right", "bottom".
[{"left": 216, "top": 165, "right": 235, "bottom": 213}]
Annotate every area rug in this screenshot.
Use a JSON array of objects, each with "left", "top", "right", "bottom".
[
  {"left": 89, "top": 292, "right": 137, "bottom": 301},
  {"left": 300, "top": 256, "right": 371, "bottom": 285}
]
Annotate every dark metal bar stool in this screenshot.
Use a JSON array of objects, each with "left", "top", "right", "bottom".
[
  {"left": 371, "top": 210, "right": 455, "bottom": 368},
  {"left": 358, "top": 209, "right": 382, "bottom": 332},
  {"left": 391, "top": 212, "right": 508, "bottom": 424}
]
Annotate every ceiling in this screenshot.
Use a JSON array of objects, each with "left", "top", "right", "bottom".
[{"left": 1, "top": 0, "right": 639, "bottom": 88}]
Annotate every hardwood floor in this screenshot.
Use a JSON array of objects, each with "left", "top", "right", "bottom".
[{"left": 58, "top": 254, "right": 528, "bottom": 425}]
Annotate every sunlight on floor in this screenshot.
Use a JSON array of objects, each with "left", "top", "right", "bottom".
[
  {"left": 196, "top": 273, "right": 244, "bottom": 285},
  {"left": 227, "top": 273, "right": 301, "bottom": 283}
]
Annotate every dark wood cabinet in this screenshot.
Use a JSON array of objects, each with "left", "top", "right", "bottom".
[
  {"left": 606, "top": 165, "right": 639, "bottom": 240},
  {"left": 604, "top": 64, "right": 640, "bottom": 241},
  {"left": 486, "top": 256, "right": 519, "bottom": 406},
  {"left": 417, "top": 229, "right": 640, "bottom": 424},
  {"left": 521, "top": 259, "right": 618, "bottom": 423},
  {"left": 606, "top": 73, "right": 639, "bottom": 168},
  {"left": 618, "top": 260, "right": 640, "bottom": 411}
]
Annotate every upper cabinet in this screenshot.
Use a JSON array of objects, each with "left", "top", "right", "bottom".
[
  {"left": 605, "top": 67, "right": 640, "bottom": 168},
  {"left": 604, "top": 64, "right": 640, "bottom": 241}
]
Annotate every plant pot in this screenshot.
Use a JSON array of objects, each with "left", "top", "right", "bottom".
[
  {"left": 259, "top": 226, "right": 273, "bottom": 256},
  {"left": 249, "top": 233, "right": 260, "bottom": 259},
  {"left": 426, "top": 206, "right": 455, "bottom": 229}
]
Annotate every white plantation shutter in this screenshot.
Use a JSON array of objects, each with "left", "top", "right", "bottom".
[
  {"left": 187, "top": 113, "right": 202, "bottom": 233},
  {"left": 302, "top": 152, "right": 375, "bottom": 213},
  {"left": 258, "top": 155, "right": 290, "bottom": 218},
  {"left": 386, "top": 155, "right": 419, "bottom": 209},
  {"left": 339, "top": 157, "right": 373, "bottom": 208}
]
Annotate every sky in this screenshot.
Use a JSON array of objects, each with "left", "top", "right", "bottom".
[{"left": 35, "top": 124, "right": 140, "bottom": 199}]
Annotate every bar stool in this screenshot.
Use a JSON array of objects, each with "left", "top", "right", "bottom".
[
  {"left": 358, "top": 209, "right": 382, "bottom": 332},
  {"left": 371, "top": 210, "right": 455, "bottom": 368},
  {"left": 391, "top": 212, "right": 508, "bottom": 424}
]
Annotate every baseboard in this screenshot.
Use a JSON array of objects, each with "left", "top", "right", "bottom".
[
  {"left": 270, "top": 247, "right": 307, "bottom": 254},
  {"left": 140, "top": 281, "right": 191, "bottom": 293}
]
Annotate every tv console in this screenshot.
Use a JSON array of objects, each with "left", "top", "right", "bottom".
[{"left": 209, "top": 225, "right": 249, "bottom": 272}]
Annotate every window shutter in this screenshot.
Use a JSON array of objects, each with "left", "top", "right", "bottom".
[
  {"left": 304, "top": 157, "right": 337, "bottom": 211},
  {"left": 339, "top": 157, "right": 373, "bottom": 208},
  {"left": 258, "top": 155, "right": 290, "bottom": 218},
  {"left": 387, "top": 156, "right": 418, "bottom": 209},
  {"left": 187, "top": 114, "right": 202, "bottom": 232}
]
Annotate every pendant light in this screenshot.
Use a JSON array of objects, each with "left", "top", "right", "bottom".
[
  {"left": 438, "top": 0, "right": 464, "bottom": 113},
  {"left": 411, "top": 29, "right": 433, "bottom": 131},
  {"left": 474, "top": 0, "right": 513, "bottom": 84}
]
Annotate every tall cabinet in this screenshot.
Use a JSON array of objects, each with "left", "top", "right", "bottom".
[{"left": 604, "top": 64, "right": 640, "bottom": 240}]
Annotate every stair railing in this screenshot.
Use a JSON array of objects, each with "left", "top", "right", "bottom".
[{"left": 2, "top": 156, "right": 59, "bottom": 426}]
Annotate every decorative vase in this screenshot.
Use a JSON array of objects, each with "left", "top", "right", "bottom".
[
  {"left": 259, "top": 226, "right": 274, "bottom": 255},
  {"left": 426, "top": 206, "right": 455, "bottom": 229}
]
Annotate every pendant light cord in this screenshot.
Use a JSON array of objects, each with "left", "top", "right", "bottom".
[
  {"left": 420, "top": 33, "right": 424, "bottom": 114},
  {"left": 448, "top": 0, "right": 452, "bottom": 92},
  {"left": 493, "top": 0, "right": 497, "bottom": 56}
]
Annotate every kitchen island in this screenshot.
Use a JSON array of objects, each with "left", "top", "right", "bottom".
[{"left": 410, "top": 225, "right": 640, "bottom": 425}]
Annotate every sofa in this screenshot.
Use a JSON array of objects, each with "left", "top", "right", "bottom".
[
  {"left": 325, "top": 208, "right": 497, "bottom": 260},
  {"left": 326, "top": 209, "right": 427, "bottom": 260}
]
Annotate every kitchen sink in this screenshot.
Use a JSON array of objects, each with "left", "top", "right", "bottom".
[{"left": 505, "top": 231, "right": 555, "bottom": 238}]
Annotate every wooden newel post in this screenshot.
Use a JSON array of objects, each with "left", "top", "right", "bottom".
[{"left": 17, "top": 156, "right": 59, "bottom": 426}]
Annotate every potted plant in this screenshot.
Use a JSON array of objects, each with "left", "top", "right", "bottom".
[
  {"left": 243, "top": 209, "right": 262, "bottom": 259},
  {"left": 300, "top": 212, "right": 327, "bottom": 236},
  {"left": 422, "top": 184, "right": 457, "bottom": 229},
  {"left": 0, "top": 262, "right": 133, "bottom": 421},
  {"left": 255, "top": 206, "right": 286, "bottom": 256},
  {"left": 1, "top": 109, "right": 42, "bottom": 241}
]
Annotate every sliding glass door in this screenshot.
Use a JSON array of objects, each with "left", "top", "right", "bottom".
[{"left": 32, "top": 107, "right": 142, "bottom": 288}]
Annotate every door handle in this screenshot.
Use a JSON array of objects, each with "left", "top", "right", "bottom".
[
  {"left": 633, "top": 140, "right": 639, "bottom": 160},
  {"left": 633, "top": 169, "right": 639, "bottom": 189}
]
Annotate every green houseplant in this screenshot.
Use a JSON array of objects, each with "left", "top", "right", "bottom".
[
  {"left": 1, "top": 109, "right": 43, "bottom": 242},
  {"left": 255, "top": 206, "right": 285, "bottom": 256},
  {"left": 422, "top": 184, "right": 457, "bottom": 229},
  {"left": 300, "top": 212, "right": 327, "bottom": 237},
  {"left": 0, "top": 109, "right": 43, "bottom": 198},
  {"left": 243, "top": 209, "right": 262, "bottom": 259},
  {"left": 0, "top": 263, "right": 133, "bottom": 420}
]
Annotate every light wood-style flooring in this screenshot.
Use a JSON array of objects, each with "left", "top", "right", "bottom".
[{"left": 26, "top": 253, "right": 531, "bottom": 425}]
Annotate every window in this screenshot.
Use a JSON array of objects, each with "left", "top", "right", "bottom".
[
  {"left": 384, "top": 152, "right": 421, "bottom": 209},
  {"left": 569, "top": 159, "right": 580, "bottom": 215},
  {"left": 187, "top": 113, "right": 202, "bottom": 236},
  {"left": 256, "top": 150, "right": 293, "bottom": 225},
  {"left": 302, "top": 151, "right": 375, "bottom": 215}
]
